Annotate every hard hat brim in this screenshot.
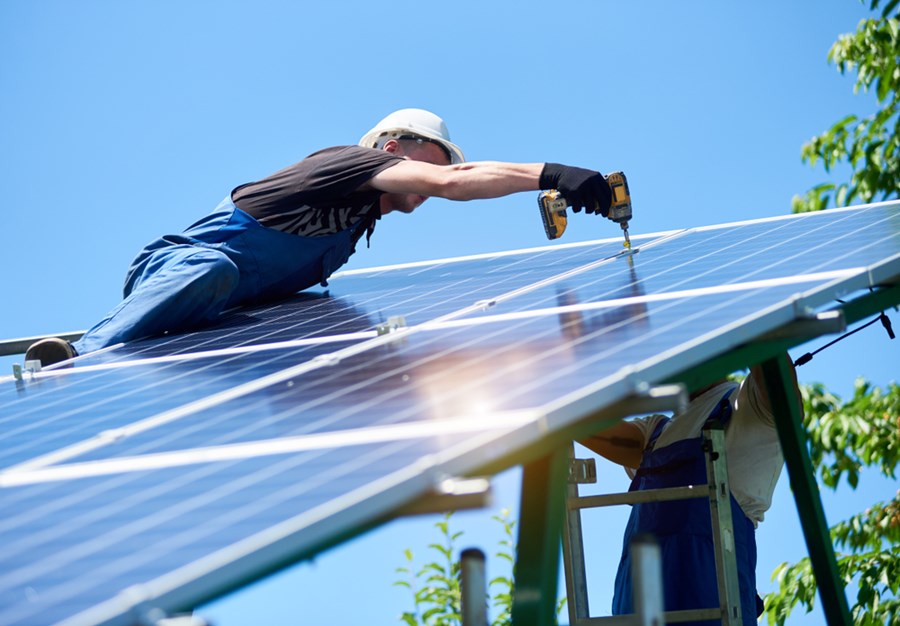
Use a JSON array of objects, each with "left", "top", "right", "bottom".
[{"left": 358, "top": 127, "right": 465, "bottom": 164}]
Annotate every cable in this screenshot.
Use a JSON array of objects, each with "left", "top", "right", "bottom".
[{"left": 794, "top": 311, "right": 895, "bottom": 367}]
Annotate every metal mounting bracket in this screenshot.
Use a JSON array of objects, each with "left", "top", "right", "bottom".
[
  {"left": 568, "top": 458, "right": 597, "bottom": 484},
  {"left": 375, "top": 315, "right": 408, "bottom": 336},
  {"left": 756, "top": 310, "right": 846, "bottom": 341},
  {"left": 395, "top": 477, "right": 492, "bottom": 517}
]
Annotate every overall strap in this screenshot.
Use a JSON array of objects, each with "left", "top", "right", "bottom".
[
  {"left": 704, "top": 387, "right": 736, "bottom": 428},
  {"left": 645, "top": 416, "right": 671, "bottom": 452},
  {"left": 631, "top": 388, "right": 736, "bottom": 483}
]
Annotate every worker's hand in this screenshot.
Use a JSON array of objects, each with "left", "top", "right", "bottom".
[{"left": 540, "top": 163, "right": 611, "bottom": 217}]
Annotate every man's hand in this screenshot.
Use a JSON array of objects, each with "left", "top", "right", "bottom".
[{"left": 540, "top": 163, "right": 612, "bottom": 217}]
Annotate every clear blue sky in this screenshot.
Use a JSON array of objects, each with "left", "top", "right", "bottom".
[{"left": 2, "top": 1, "right": 896, "bottom": 624}]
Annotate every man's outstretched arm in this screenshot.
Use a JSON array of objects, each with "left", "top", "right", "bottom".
[
  {"left": 367, "top": 160, "right": 544, "bottom": 201},
  {"left": 367, "top": 159, "right": 612, "bottom": 214},
  {"left": 580, "top": 420, "right": 645, "bottom": 470}
]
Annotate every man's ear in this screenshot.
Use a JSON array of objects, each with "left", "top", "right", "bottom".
[{"left": 382, "top": 138, "right": 402, "bottom": 155}]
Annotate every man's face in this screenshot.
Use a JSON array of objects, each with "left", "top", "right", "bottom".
[{"left": 380, "top": 139, "right": 451, "bottom": 216}]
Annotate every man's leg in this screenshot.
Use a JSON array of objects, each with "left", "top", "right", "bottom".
[{"left": 71, "top": 246, "right": 240, "bottom": 356}]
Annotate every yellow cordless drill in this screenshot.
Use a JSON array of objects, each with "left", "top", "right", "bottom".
[{"left": 538, "top": 171, "right": 633, "bottom": 248}]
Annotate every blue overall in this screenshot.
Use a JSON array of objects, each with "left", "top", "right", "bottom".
[
  {"left": 611, "top": 391, "right": 761, "bottom": 624},
  {"left": 73, "top": 196, "right": 360, "bottom": 355}
]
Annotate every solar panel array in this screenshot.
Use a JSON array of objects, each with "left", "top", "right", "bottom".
[{"left": 1, "top": 202, "right": 898, "bottom": 625}]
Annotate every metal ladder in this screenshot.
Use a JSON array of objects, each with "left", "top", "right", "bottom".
[{"left": 562, "top": 423, "right": 744, "bottom": 625}]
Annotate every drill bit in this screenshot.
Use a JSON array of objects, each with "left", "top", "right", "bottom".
[{"left": 621, "top": 223, "right": 632, "bottom": 249}]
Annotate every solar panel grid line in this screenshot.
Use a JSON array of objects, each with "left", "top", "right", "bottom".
[
  {"left": 463, "top": 223, "right": 898, "bottom": 424},
  {"left": 534, "top": 285, "right": 817, "bottom": 425},
  {"left": 333, "top": 202, "right": 867, "bottom": 290},
  {"left": 0, "top": 366, "right": 536, "bottom": 588},
  {"left": 56, "top": 424, "right": 537, "bottom": 626},
  {"left": 1, "top": 268, "right": 528, "bottom": 448},
  {"left": 103, "top": 284, "right": 807, "bottom": 465},
  {"left": 2, "top": 203, "right": 897, "bottom": 626},
  {"left": 1, "top": 204, "right": 890, "bottom": 373},
  {"left": 3, "top": 207, "right": 880, "bottom": 470},
  {"left": 1, "top": 410, "right": 540, "bottom": 487},
  {"left": 71, "top": 239, "right": 616, "bottom": 367},
  {"left": 707, "top": 208, "right": 899, "bottom": 288},
  {"left": 0, "top": 340, "right": 360, "bottom": 469},
  {"left": 103, "top": 240, "right": 624, "bottom": 369},
  {"left": 625, "top": 208, "right": 891, "bottom": 306},
  {"left": 3, "top": 433, "right": 425, "bottom": 605},
  {"left": 638, "top": 208, "right": 869, "bottom": 289},
  {"left": 90, "top": 249, "right": 677, "bottom": 455},
  {"left": 63, "top": 316, "right": 545, "bottom": 464},
  {"left": 3, "top": 207, "right": 892, "bottom": 476},
  {"left": 22, "top": 276, "right": 836, "bottom": 620},
  {"left": 579, "top": 271, "right": 886, "bottom": 409},
  {"left": 609, "top": 206, "right": 897, "bottom": 307},
  {"left": 4, "top": 334, "right": 434, "bottom": 478},
  {"left": 2, "top": 284, "right": 430, "bottom": 401},
  {"left": 70, "top": 282, "right": 408, "bottom": 366},
  {"left": 3, "top": 218, "right": 740, "bottom": 386},
  {"left": 0, "top": 276, "right": 768, "bottom": 588},
  {"left": 0, "top": 229, "right": 668, "bottom": 388},
  {"left": 0, "top": 440, "right": 332, "bottom": 576},
  {"left": 48, "top": 444, "right": 469, "bottom": 626},
  {"left": 3, "top": 252, "right": 652, "bottom": 478},
  {"left": 445, "top": 217, "right": 798, "bottom": 323},
  {"left": 1, "top": 241, "right": 635, "bottom": 470},
  {"left": 5, "top": 439, "right": 419, "bottom": 625},
  {"left": 329, "top": 231, "right": 675, "bottom": 278},
  {"left": 2, "top": 301, "right": 537, "bottom": 474},
  {"left": 16, "top": 330, "right": 381, "bottom": 377},
  {"left": 4, "top": 325, "right": 438, "bottom": 473},
  {"left": 417, "top": 269, "right": 864, "bottom": 331},
  {"left": 103, "top": 295, "right": 358, "bottom": 363}
]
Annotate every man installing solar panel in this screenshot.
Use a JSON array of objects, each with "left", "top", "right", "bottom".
[
  {"left": 580, "top": 353, "right": 801, "bottom": 624},
  {"left": 24, "top": 108, "right": 615, "bottom": 366}
]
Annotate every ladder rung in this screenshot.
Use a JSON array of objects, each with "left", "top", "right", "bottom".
[
  {"left": 569, "top": 484, "right": 709, "bottom": 510},
  {"left": 572, "top": 607, "right": 724, "bottom": 625}
]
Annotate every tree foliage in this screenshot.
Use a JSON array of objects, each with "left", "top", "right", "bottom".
[
  {"left": 767, "top": 3, "right": 900, "bottom": 622},
  {"left": 792, "top": 1, "right": 900, "bottom": 213},
  {"left": 765, "top": 382, "right": 900, "bottom": 625},
  {"left": 395, "top": 510, "right": 523, "bottom": 626}
]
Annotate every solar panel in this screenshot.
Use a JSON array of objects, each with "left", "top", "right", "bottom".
[{"left": 1, "top": 201, "right": 898, "bottom": 626}]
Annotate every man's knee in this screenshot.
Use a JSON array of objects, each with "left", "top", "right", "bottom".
[{"left": 187, "top": 250, "right": 240, "bottom": 299}]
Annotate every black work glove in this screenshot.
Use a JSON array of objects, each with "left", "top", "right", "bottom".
[{"left": 540, "top": 163, "right": 611, "bottom": 217}]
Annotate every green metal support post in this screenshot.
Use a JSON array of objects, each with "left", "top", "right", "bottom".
[
  {"left": 760, "top": 355, "right": 852, "bottom": 625},
  {"left": 511, "top": 446, "right": 569, "bottom": 626}
]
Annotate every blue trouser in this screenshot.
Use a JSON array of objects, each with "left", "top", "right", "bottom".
[
  {"left": 612, "top": 394, "right": 760, "bottom": 624},
  {"left": 74, "top": 196, "right": 358, "bottom": 354}
]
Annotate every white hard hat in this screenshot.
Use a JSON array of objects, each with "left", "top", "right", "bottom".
[{"left": 359, "top": 108, "right": 465, "bottom": 164}]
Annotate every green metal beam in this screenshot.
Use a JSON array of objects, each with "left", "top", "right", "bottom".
[
  {"left": 511, "top": 446, "right": 569, "bottom": 626},
  {"left": 837, "top": 283, "right": 900, "bottom": 326},
  {"left": 760, "top": 355, "right": 852, "bottom": 626}
]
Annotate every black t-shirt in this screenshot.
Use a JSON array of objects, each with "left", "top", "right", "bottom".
[{"left": 231, "top": 145, "right": 403, "bottom": 240}]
